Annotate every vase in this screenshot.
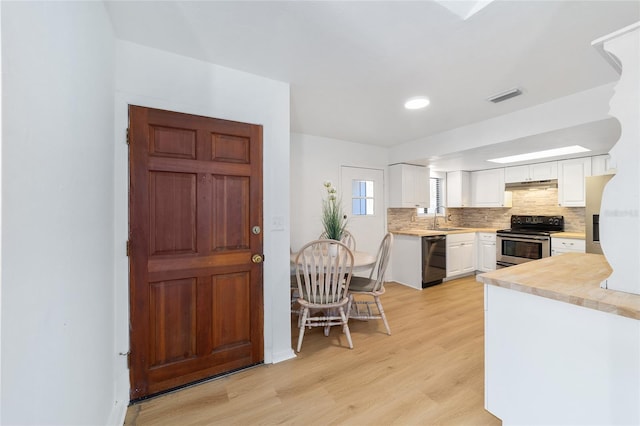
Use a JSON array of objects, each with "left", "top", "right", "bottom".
[{"left": 328, "top": 242, "right": 339, "bottom": 257}]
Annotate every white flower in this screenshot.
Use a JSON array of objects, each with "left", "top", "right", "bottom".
[{"left": 323, "top": 181, "right": 332, "bottom": 188}]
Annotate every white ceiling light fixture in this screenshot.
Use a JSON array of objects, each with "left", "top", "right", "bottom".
[
  {"left": 404, "top": 96, "right": 430, "bottom": 110},
  {"left": 487, "top": 145, "right": 591, "bottom": 164}
]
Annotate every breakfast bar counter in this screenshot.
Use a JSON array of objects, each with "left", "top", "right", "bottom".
[
  {"left": 476, "top": 253, "right": 640, "bottom": 425},
  {"left": 477, "top": 252, "right": 640, "bottom": 319}
]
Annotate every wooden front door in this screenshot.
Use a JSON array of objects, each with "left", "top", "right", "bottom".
[{"left": 128, "top": 106, "right": 264, "bottom": 400}]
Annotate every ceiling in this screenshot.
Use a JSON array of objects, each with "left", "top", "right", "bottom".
[{"left": 104, "top": 1, "right": 639, "bottom": 160}]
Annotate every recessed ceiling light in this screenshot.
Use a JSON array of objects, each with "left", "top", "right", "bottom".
[
  {"left": 487, "top": 145, "right": 591, "bottom": 164},
  {"left": 404, "top": 97, "right": 430, "bottom": 110}
]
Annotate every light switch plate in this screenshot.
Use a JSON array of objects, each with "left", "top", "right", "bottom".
[{"left": 271, "top": 216, "right": 284, "bottom": 231}]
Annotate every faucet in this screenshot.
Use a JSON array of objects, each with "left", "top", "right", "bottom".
[{"left": 433, "top": 205, "right": 443, "bottom": 230}]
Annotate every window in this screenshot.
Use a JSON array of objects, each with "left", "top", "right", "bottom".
[
  {"left": 429, "top": 177, "right": 444, "bottom": 214},
  {"left": 417, "top": 177, "right": 445, "bottom": 215},
  {"left": 351, "top": 179, "right": 374, "bottom": 215}
]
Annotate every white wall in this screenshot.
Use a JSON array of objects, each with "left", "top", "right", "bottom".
[
  {"left": 2, "top": 2, "right": 117, "bottom": 425},
  {"left": 2, "top": 4, "right": 293, "bottom": 425},
  {"left": 113, "top": 41, "right": 294, "bottom": 384},
  {"left": 290, "top": 133, "right": 389, "bottom": 252}
]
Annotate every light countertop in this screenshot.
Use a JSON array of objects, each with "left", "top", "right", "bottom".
[
  {"left": 477, "top": 253, "right": 640, "bottom": 320},
  {"left": 394, "top": 229, "right": 586, "bottom": 239},
  {"left": 392, "top": 227, "right": 500, "bottom": 237}
]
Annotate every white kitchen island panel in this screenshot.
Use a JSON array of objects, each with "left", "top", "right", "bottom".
[
  {"left": 390, "top": 234, "right": 423, "bottom": 290},
  {"left": 485, "top": 284, "right": 640, "bottom": 425}
]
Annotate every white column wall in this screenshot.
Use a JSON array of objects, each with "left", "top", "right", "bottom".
[
  {"left": 2, "top": 2, "right": 117, "bottom": 425},
  {"left": 290, "top": 133, "right": 389, "bottom": 252},
  {"left": 113, "top": 41, "right": 294, "bottom": 384},
  {"left": 598, "top": 23, "right": 640, "bottom": 294}
]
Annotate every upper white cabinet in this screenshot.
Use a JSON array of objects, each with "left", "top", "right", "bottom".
[
  {"left": 591, "top": 154, "right": 615, "bottom": 176},
  {"left": 389, "top": 164, "right": 430, "bottom": 208},
  {"left": 558, "top": 157, "right": 592, "bottom": 207},
  {"left": 504, "top": 161, "right": 558, "bottom": 183},
  {"left": 446, "top": 170, "right": 471, "bottom": 208},
  {"left": 471, "top": 169, "right": 512, "bottom": 208}
]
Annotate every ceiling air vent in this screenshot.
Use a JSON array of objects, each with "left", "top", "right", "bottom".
[{"left": 488, "top": 88, "right": 522, "bottom": 103}]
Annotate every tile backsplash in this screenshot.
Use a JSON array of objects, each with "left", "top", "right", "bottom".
[{"left": 388, "top": 188, "right": 585, "bottom": 233}]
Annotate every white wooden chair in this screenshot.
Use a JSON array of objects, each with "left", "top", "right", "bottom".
[
  {"left": 318, "top": 230, "right": 356, "bottom": 251},
  {"left": 347, "top": 232, "right": 394, "bottom": 335},
  {"left": 293, "top": 239, "right": 354, "bottom": 352}
]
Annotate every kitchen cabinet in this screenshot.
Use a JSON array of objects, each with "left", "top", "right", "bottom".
[
  {"left": 446, "top": 170, "right": 471, "bottom": 207},
  {"left": 558, "top": 157, "right": 592, "bottom": 207},
  {"left": 470, "top": 169, "right": 512, "bottom": 208},
  {"left": 389, "top": 164, "right": 430, "bottom": 208},
  {"left": 551, "top": 237, "right": 586, "bottom": 256},
  {"left": 477, "top": 232, "right": 497, "bottom": 272},
  {"left": 446, "top": 233, "right": 476, "bottom": 278},
  {"left": 591, "top": 154, "right": 614, "bottom": 176},
  {"left": 504, "top": 161, "right": 557, "bottom": 183}
]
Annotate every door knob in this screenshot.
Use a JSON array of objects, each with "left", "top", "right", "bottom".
[{"left": 252, "top": 254, "right": 264, "bottom": 264}]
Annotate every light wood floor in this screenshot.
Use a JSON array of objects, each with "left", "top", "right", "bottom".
[{"left": 125, "top": 275, "right": 501, "bottom": 425}]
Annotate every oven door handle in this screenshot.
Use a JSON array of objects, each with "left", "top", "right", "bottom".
[{"left": 497, "top": 235, "right": 550, "bottom": 242}]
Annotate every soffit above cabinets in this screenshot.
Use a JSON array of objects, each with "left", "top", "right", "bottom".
[{"left": 424, "top": 118, "right": 620, "bottom": 173}]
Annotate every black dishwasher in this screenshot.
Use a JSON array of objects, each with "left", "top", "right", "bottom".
[{"left": 422, "top": 235, "right": 447, "bottom": 287}]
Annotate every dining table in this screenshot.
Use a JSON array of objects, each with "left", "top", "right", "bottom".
[{"left": 289, "top": 249, "right": 376, "bottom": 272}]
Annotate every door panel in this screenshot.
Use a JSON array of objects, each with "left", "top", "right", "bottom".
[
  {"left": 149, "top": 278, "right": 197, "bottom": 367},
  {"left": 340, "top": 166, "right": 385, "bottom": 258},
  {"left": 211, "top": 272, "right": 251, "bottom": 349},
  {"left": 149, "top": 171, "right": 197, "bottom": 255},
  {"left": 212, "top": 176, "right": 250, "bottom": 250},
  {"left": 150, "top": 126, "right": 197, "bottom": 159},
  {"left": 129, "top": 105, "right": 263, "bottom": 400}
]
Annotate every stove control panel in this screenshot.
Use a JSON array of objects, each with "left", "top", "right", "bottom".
[{"left": 511, "top": 215, "right": 564, "bottom": 230}]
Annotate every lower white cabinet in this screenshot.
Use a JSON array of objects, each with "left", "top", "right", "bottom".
[
  {"left": 551, "top": 237, "right": 586, "bottom": 256},
  {"left": 446, "top": 233, "right": 476, "bottom": 278},
  {"left": 477, "top": 232, "right": 497, "bottom": 272}
]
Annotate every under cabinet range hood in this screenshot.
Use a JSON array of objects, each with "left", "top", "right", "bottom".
[{"left": 505, "top": 179, "right": 558, "bottom": 190}]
